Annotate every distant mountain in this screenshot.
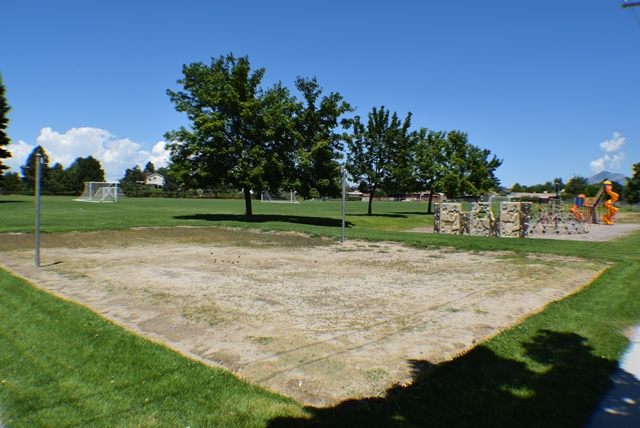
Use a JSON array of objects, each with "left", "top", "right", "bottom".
[{"left": 587, "top": 171, "right": 628, "bottom": 186}]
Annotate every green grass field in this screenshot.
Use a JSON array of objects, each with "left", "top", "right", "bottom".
[
  {"left": 1, "top": 195, "right": 640, "bottom": 427},
  {"left": 0, "top": 195, "right": 435, "bottom": 235}
]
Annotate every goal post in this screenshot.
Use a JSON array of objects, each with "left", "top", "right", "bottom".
[
  {"left": 74, "top": 182, "right": 125, "bottom": 203},
  {"left": 261, "top": 189, "right": 300, "bottom": 203}
]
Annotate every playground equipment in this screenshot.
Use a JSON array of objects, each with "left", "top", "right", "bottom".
[
  {"left": 528, "top": 202, "right": 589, "bottom": 236},
  {"left": 434, "top": 202, "right": 531, "bottom": 238},
  {"left": 569, "top": 181, "right": 618, "bottom": 225},
  {"left": 603, "top": 181, "right": 619, "bottom": 225}
]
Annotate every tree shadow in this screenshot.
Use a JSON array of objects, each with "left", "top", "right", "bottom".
[
  {"left": 349, "top": 212, "right": 433, "bottom": 218},
  {"left": 0, "top": 200, "right": 26, "bottom": 204},
  {"left": 268, "top": 330, "right": 616, "bottom": 427},
  {"left": 173, "top": 214, "right": 353, "bottom": 228},
  {"left": 349, "top": 213, "right": 409, "bottom": 218}
]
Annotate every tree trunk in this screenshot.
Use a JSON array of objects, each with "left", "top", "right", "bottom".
[
  {"left": 367, "top": 186, "right": 375, "bottom": 216},
  {"left": 244, "top": 188, "right": 253, "bottom": 217}
]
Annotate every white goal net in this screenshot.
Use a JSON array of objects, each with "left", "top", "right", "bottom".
[
  {"left": 74, "top": 182, "right": 125, "bottom": 203},
  {"left": 261, "top": 189, "right": 300, "bottom": 203}
]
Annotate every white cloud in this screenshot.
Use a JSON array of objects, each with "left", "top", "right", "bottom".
[
  {"left": 590, "top": 132, "right": 626, "bottom": 172},
  {"left": 600, "top": 132, "right": 626, "bottom": 154},
  {"left": 5, "top": 127, "right": 170, "bottom": 181},
  {"left": 610, "top": 152, "right": 625, "bottom": 169},
  {"left": 590, "top": 158, "right": 605, "bottom": 172},
  {"left": 149, "top": 141, "right": 170, "bottom": 166},
  {"left": 2, "top": 140, "right": 34, "bottom": 173}
]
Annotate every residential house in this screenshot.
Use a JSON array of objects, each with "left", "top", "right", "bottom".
[{"left": 144, "top": 173, "right": 165, "bottom": 189}]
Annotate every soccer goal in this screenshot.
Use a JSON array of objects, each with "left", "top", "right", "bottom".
[
  {"left": 261, "top": 189, "right": 300, "bottom": 203},
  {"left": 74, "top": 182, "right": 125, "bottom": 203}
]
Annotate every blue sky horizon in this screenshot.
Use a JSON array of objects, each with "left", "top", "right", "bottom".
[{"left": 2, "top": 1, "right": 639, "bottom": 186}]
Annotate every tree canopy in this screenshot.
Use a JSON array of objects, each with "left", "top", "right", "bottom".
[
  {"left": 67, "top": 156, "right": 106, "bottom": 194},
  {"left": 21, "top": 146, "right": 50, "bottom": 192},
  {"left": 344, "top": 106, "right": 412, "bottom": 215},
  {"left": 414, "top": 129, "right": 447, "bottom": 213},
  {"left": 19, "top": 150, "right": 106, "bottom": 196},
  {"left": 437, "top": 131, "right": 502, "bottom": 200},
  {"left": 291, "top": 77, "right": 352, "bottom": 200},
  {"left": 563, "top": 175, "right": 589, "bottom": 197},
  {"left": 403, "top": 129, "right": 503, "bottom": 207},
  {"left": 623, "top": 162, "right": 640, "bottom": 205},
  {"left": 164, "top": 53, "right": 503, "bottom": 211},
  {"left": 119, "top": 165, "right": 146, "bottom": 197},
  {"left": 166, "top": 53, "right": 299, "bottom": 216},
  {"left": 0, "top": 75, "right": 12, "bottom": 184}
]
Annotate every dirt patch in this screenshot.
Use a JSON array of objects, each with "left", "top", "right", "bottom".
[{"left": 0, "top": 228, "right": 605, "bottom": 406}]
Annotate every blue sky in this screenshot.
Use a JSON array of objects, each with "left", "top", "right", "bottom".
[{"left": 2, "top": 0, "right": 639, "bottom": 185}]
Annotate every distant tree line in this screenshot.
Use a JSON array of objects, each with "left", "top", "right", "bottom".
[
  {"left": 510, "top": 172, "right": 640, "bottom": 204},
  {"left": 1, "top": 145, "right": 106, "bottom": 195},
  {"left": 0, "top": 56, "right": 502, "bottom": 213},
  {"left": 165, "top": 53, "right": 502, "bottom": 216},
  {"left": 0, "top": 146, "right": 180, "bottom": 197}
]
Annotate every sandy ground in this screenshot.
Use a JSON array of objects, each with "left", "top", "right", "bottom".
[{"left": 0, "top": 227, "right": 610, "bottom": 406}]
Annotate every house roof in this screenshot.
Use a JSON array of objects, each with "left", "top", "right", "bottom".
[{"left": 144, "top": 173, "right": 164, "bottom": 180}]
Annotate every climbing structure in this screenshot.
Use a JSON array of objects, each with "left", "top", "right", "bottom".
[
  {"left": 434, "top": 202, "right": 532, "bottom": 238},
  {"left": 497, "top": 202, "right": 531, "bottom": 238},
  {"left": 433, "top": 203, "right": 463, "bottom": 234},
  {"left": 528, "top": 202, "right": 589, "bottom": 236},
  {"left": 466, "top": 202, "right": 496, "bottom": 237}
]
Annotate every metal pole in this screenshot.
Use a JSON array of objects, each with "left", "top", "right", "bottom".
[
  {"left": 35, "top": 153, "right": 42, "bottom": 267},
  {"left": 342, "top": 169, "right": 346, "bottom": 244}
]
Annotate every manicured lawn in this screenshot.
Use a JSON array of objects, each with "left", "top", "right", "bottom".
[
  {"left": 0, "top": 269, "right": 307, "bottom": 427},
  {"left": 0, "top": 196, "right": 434, "bottom": 234},
  {"left": 1, "top": 195, "right": 640, "bottom": 426}
]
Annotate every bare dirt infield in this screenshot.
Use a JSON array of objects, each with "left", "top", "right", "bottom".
[{"left": 0, "top": 228, "right": 606, "bottom": 406}]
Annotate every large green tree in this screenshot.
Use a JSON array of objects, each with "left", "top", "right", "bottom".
[
  {"left": 564, "top": 175, "right": 589, "bottom": 197},
  {"left": 67, "top": 156, "right": 106, "bottom": 194},
  {"left": 166, "top": 53, "right": 298, "bottom": 216},
  {"left": 120, "top": 165, "right": 146, "bottom": 197},
  {"left": 414, "top": 128, "right": 447, "bottom": 213},
  {"left": 1, "top": 171, "right": 21, "bottom": 193},
  {"left": 291, "top": 77, "right": 353, "bottom": 200},
  {"left": 0, "top": 74, "right": 12, "bottom": 184},
  {"left": 21, "top": 146, "right": 50, "bottom": 192},
  {"left": 344, "top": 106, "right": 412, "bottom": 215},
  {"left": 48, "top": 163, "right": 72, "bottom": 195},
  {"left": 156, "top": 166, "right": 179, "bottom": 196},
  {"left": 623, "top": 163, "right": 640, "bottom": 204},
  {"left": 423, "top": 131, "right": 501, "bottom": 200}
]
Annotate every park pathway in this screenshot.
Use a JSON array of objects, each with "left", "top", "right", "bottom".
[{"left": 588, "top": 326, "right": 640, "bottom": 427}]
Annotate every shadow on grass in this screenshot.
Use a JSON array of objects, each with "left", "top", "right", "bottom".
[
  {"left": 350, "top": 212, "right": 434, "bottom": 218},
  {"left": 0, "top": 200, "right": 26, "bottom": 204},
  {"left": 269, "top": 330, "right": 616, "bottom": 427},
  {"left": 349, "top": 213, "right": 409, "bottom": 218},
  {"left": 173, "top": 214, "right": 353, "bottom": 228}
]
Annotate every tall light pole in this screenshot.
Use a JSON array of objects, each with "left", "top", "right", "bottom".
[{"left": 35, "top": 153, "right": 42, "bottom": 267}]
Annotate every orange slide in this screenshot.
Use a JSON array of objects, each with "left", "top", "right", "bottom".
[{"left": 603, "top": 181, "right": 618, "bottom": 225}]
